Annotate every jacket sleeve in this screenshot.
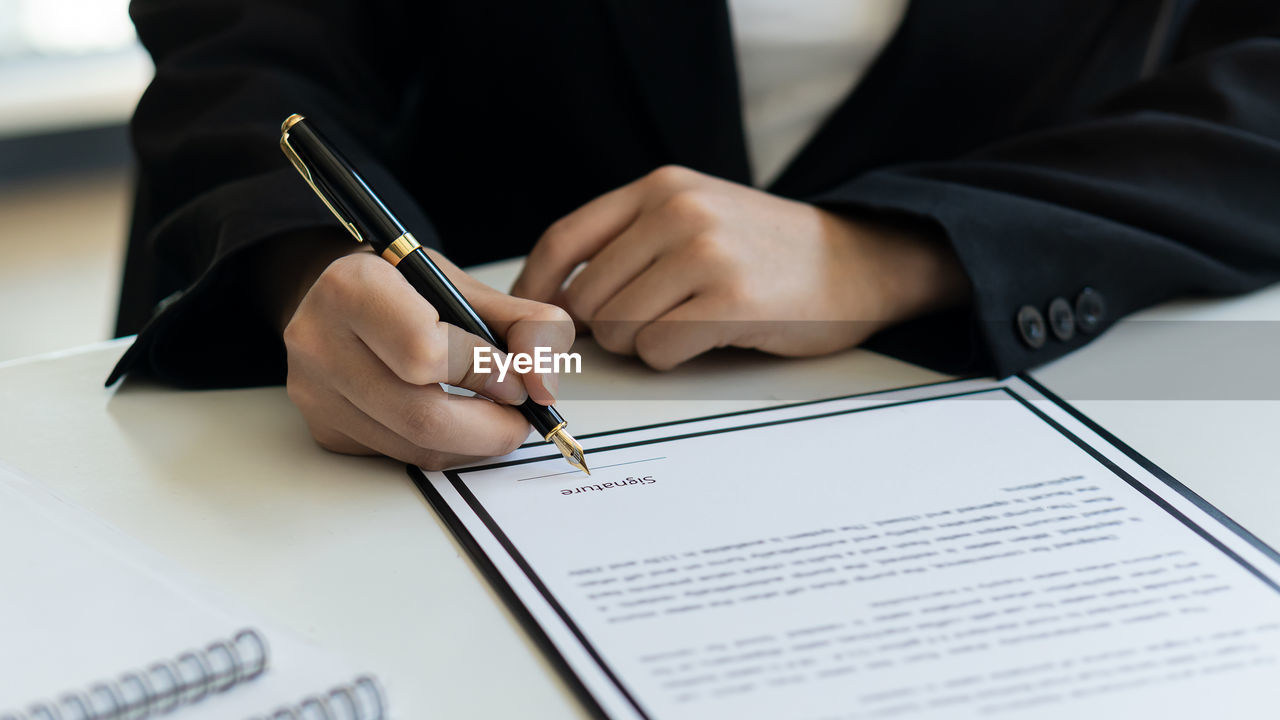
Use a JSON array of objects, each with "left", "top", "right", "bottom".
[
  {"left": 808, "top": 1, "right": 1280, "bottom": 378},
  {"left": 110, "top": 0, "right": 437, "bottom": 388}
]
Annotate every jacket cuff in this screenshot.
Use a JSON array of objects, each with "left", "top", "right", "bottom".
[
  {"left": 108, "top": 162, "right": 438, "bottom": 388},
  {"left": 807, "top": 170, "right": 1130, "bottom": 378}
]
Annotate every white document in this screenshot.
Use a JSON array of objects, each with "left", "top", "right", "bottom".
[
  {"left": 0, "top": 465, "right": 386, "bottom": 719},
  {"left": 417, "top": 376, "right": 1280, "bottom": 720}
]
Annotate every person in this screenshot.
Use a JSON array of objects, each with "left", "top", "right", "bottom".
[{"left": 111, "top": 0, "right": 1280, "bottom": 469}]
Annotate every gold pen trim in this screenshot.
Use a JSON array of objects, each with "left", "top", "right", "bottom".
[
  {"left": 381, "top": 233, "right": 422, "bottom": 267},
  {"left": 543, "top": 421, "right": 567, "bottom": 442},
  {"left": 279, "top": 113, "right": 364, "bottom": 243}
]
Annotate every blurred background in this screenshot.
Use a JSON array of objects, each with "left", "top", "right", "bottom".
[{"left": 0, "top": 0, "right": 151, "bottom": 362}]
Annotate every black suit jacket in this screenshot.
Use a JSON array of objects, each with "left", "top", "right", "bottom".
[{"left": 110, "top": 0, "right": 1280, "bottom": 387}]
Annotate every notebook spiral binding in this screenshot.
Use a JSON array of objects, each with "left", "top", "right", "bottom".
[
  {"left": 2, "top": 626, "right": 385, "bottom": 720},
  {"left": 3, "top": 628, "right": 268, "bottom": 720},
  {"left": 246, "top": 676, "right": 385, "bottom": 720}
]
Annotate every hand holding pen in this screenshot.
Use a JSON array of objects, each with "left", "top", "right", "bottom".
[{"left": 276, "top": 115, "right": 587, "bottom": 473}]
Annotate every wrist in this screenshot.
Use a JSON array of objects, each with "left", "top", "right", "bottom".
[{"left": 822, "top": 209, "right": 970, "bottom": 327}]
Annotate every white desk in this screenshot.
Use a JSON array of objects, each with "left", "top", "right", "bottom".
[{"left": 2, "top": 259, "right": 1278, "bottom": 718}]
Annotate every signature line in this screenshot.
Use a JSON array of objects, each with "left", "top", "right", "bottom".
[{"left": 516, "top": 456, "right": 667, "bottom": 482}]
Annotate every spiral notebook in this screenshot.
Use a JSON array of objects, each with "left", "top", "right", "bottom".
[{"left": 0, "top": 464, "right": 390, "bottom": 720}]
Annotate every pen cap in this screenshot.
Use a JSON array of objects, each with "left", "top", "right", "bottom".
[{"left": 281, "top": 116, "right": 406, "bottom": 250}]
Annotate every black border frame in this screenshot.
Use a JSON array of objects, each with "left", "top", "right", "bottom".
[{"left": 408, "top": 375, "right": 1280, "bottom": 719}]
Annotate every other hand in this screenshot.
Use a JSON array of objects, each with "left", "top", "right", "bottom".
[{"left": 511, "top": 165, "right": 968, "bottom": 370}]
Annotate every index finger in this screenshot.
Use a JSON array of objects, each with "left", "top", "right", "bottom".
[{"left": 334, "top": 255, "right": 529, "bottom": 403}]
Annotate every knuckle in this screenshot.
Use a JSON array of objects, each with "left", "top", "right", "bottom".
[
  {"left": 285, "top": 374, "right": 316, "bottom": 411},
  {"left": 537, "top": 220, "right": 574, "bottom": 261},
  {"left": 542, "top": 216, "right": 571, "bottom": 242},
  {"left": 590, "top": 320, "right": 633, "bottom": 355},
  {"left": 282, "top": 309, "right": 322, "bottom": 351},
  {"left": 315, "top": 257, "right": 362, "bottom": 302},
  {"left": 401, "top": 333, "right": 447, "bottom": 384},
  {"left": 532, "top": 302, "right": 574, "bottom": 327},
  {"left": 647, "top": 164, "right": 692, "bottom": 188},
  {"left": 714, "top": 268, "right": 756, "bottom": 310},
  {"left": 635, "top": 335, "right": 677, "bottom": 372},
  {"left": 453, "top": 363, "right": 487, "bottom": 396},
  {"left": 687, "top": 231, "right": 730, "bottom": 263},
  {"left": 721, "top": 278, "right": 754, "bottom": 307},
  {"left": 308, "top": 424, "right": 347, "bottom": 453},
  {"left": 403, "top": 400, "right": 452, "bottom": 446},
  {"left": 591, "top": 321, "right": 624, "bottom": 353},
  {"left": 281, "top": 319, "right": 305, "bottom": 353},
  {"left": 561, "top": 284, "right": 591, "bottom": 321},
  {"left": 416, "top": 449, "right": 449, "bottom": 471},
  {"left": 497, "top": 427, "right": 526, "bottom": 456},
  {"left": 282, "top": 324, "right": 326, "bottom": 369},
  {"left": 663, "top": 189, "right": 717, "bottom": 225}
]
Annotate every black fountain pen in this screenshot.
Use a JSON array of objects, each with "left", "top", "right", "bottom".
[{"left": 279, "top": 114, "right": 589, "bottom": 475}]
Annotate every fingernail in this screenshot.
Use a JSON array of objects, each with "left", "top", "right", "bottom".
[{"left": 540, "top": 371, "right": 559, "bottom": 401}]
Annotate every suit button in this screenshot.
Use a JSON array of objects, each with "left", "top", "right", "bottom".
[
  {"left": 1016, "top": 305, "right": 1047, "bottom": 349},
  {"left": 1075, "top": 288, "right": 1106, "bottom": 334},
  {"left": 1047, "top": 297, "right": 1075, "bottom": 341}
]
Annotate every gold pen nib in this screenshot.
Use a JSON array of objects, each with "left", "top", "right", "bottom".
[{"left": 548, "top": 427, "right": 590, "bottom": 475}]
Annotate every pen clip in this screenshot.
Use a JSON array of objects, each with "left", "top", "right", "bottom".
[{"left": 280, "top": 115, "right": 364, "bottom": 243}]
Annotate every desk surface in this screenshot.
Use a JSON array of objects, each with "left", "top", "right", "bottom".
[{"left": 2, "top": 259, "right": 1278, "bottom": 718}]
